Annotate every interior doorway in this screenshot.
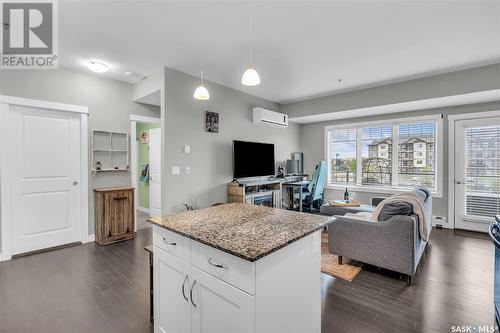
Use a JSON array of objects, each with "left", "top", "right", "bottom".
[{"left": 130, "top": 115, "right": 161, "bottom": 231}]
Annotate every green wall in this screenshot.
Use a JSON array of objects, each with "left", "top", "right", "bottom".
[{"left": 136, "top": 122, "right": 160, "bottom": 209}]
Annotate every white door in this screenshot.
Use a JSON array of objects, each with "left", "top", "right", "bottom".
[
  {"left": 191, "top": 266, "right": 255, "bottom": 333},
  {"left": 154, "top": 247, "right": 191, "bottom": 333},
  {"left": 149, "top": 128, "right": 161, "bottom": 217},
  {"left": 454, "top": 117, "right": 500, "bottom": 232},
  {"left": 4, "top": 105, "right": 82, "bottom": 255}
]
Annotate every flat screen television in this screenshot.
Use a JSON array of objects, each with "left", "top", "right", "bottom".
[{"left": 233, "top": 140, "right": 275, "bottom": 179}]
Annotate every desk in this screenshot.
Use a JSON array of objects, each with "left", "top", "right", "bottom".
[{"left": 282, "top": 180, "right": 310, "bottom": 212}]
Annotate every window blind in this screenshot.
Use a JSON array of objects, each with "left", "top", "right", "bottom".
[{"left": 464, "top": 126, "right": 500, "bottom": 218}]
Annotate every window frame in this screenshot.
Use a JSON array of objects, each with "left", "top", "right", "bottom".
[{"left": 324, "top": 114, "right": 443, "bottom": 197}]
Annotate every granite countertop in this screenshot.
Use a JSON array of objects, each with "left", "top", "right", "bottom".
[{"left": 148, "top": 203, "right": 334, "bottom": 262}]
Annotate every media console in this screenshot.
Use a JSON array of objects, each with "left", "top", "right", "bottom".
[{"left": 227, "top": 178, "right": 282, "bottom": 209}]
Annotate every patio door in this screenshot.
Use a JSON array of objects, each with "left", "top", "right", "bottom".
[{"left": 454, "top": 117, "right": 500, "bottom": 232}]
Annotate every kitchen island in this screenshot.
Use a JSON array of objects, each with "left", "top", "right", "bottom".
[{"left": 148, "top": 203, "right": 333, "bottom": 333}]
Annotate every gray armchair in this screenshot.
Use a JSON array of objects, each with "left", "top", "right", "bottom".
[{"left": 327, "top": 190, "right": 432, "bottom": 286}]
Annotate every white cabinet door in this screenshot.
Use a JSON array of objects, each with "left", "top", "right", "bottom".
[
  {"left": 149, "top": 128, "right": 161, "bottom": 218},
  {"left": 5, "top": 106, "right": 82, "bottom": 255},
  {"left": 154, "top": 247, "right": 192, "bottom": 333},
  {"left": 190, "top": 266, "right": 255, "bottom": 333}
]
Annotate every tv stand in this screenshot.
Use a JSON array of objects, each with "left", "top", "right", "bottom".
[{"left": 228, "top": 178, "right": 282, "bottom": 209}]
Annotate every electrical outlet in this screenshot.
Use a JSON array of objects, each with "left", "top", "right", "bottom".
[{"left": 186, "top": 166, "right": 191, "bottom": 174}]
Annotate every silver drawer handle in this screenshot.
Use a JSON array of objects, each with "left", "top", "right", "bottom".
[
  {"left": 181, "top": 274, "right": 189, "bottom": 301},
  {"left": 207, "top": 257, "right": 228, "bottom": 269},
  {"left": 190, "top": 280, "right": 197, "bottom": 308},
  {"left": 162, "top": 237, "right": 176, "bottom": 246}
]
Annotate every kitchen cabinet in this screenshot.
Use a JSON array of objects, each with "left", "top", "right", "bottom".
[
  {"left": 153, "top": 245, "right": 254, "bottom": 333},
  {"left": 154, "top": 247, "right": 191, "bottom": 333},
  {"left": 190, "top": 266, "right": 254, "bottom": 333},
  {"left": 152, "top": 222, "right": 322, "bottom": 333}
]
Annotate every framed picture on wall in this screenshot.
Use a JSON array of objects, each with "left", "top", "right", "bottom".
[{"left": 205, "top": 111, "right": 219, "bottom": 133}]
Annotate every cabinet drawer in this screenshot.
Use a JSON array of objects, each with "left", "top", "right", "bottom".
[
  {"left": 153, "top": 226, "right": 191, "bottom": 262},
  {"left": 191, "top": 241, "right": 255, "bottom": 295}
]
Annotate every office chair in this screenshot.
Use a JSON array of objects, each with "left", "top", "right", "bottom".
[{"left": 296, "top": 161, "right": 327, "bottom": 212}]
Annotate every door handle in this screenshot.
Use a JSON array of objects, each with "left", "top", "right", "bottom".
[
  {"left": 207, "top": 257, "right": 229, "bottom": 269},
  {"left": 181, "top": 274, "right": 189, "bottom": 301},
  {"left": 73, "top": 181, "right": 78, "bottom": 186},
  {"left": 162, "top": 237, "right": 176, "bottom": 246},
  {"left": 190, "top": 280, "right": 197, "bottom": 308},
  {"left": 454, "top": 179, "right": 469, "bottom": 185}
]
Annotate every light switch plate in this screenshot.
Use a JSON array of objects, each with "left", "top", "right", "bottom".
[
  {"left": 184, "top": 145, "right": 191, "bottom": 154},
  {"left": 186, "top": 166, "right": 191, "bottom": 174},
  {"left": 172, "top": 166, "right": 180, "bottom": 175}
]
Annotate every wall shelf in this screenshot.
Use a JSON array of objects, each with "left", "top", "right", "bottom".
[{"left": 91, "top": 130, "right": 129, "bottom": 174}]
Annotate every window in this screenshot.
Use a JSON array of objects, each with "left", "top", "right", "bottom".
[
  {"left": 328, "top": 128, "right": 357, "bottom": 184},
  {"left": 326, "top": 116, "right": 441, "bottom": 194},
  {"left": 398, "top": 122, "right": 436, "bottom": 189},
  {"left": 362, "top": 126, "right": 392, "bottom": 186}
]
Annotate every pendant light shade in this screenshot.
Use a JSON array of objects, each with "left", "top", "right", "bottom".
[
  {"left": 194, "top": 68, "right": 209, "bottom": 100},
  {"left": 241, "top": 66, "right": 260, "bottom": 86},
  {"left": 193, "top": 85, "right": 209, "bottom": 100},
  {"left": 241, "top": 49, "right": 260, "bottom": 86}
]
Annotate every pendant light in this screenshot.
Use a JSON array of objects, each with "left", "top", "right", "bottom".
[
  {"left": 193, "top": 68, "right": 209, "bottom": 100},
  {"left": 241, "top": 49, "right": 260, "bottom": 86}
]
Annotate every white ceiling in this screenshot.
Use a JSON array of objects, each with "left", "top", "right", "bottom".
[{"left": 59, "top": 1, "right": 500, "bottom": 103}]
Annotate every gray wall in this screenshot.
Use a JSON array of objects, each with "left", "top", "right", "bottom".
[
  {"left": 299, "top": 101, "right": 500, "bottom": 220},
  {"left": 282, "top": 64, "right": 500, "bottom": 119},
  {"left": 161, "top": 67, "right": 301, "bottom": 214},
  {"left": 0, "top": 68, "right": 160, "bottom": 236}
]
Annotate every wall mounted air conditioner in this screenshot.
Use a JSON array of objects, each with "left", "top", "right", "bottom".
[{"left": 253, "top": 107, "right": 288, "bottom": 128}]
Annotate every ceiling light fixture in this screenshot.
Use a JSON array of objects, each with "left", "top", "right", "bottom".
[
  {"left": 241, "top": 49, "right": 260, "bottom": 86},
  {"left": 193, "top": 68, "right": 210, "bottom": 100},
  {"left": 87, "top": 61, "right": 110, "bottom": 73}
]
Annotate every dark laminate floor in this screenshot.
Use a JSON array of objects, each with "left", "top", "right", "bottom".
[
  {"left": 0, "top": 228, "right": 494, "bottom": 333},
  {"left": 321, "top": 228, "right": 495, "bottom": 333},
  {"left": 0, "top": 230, "right": 153, "bottom": 333}
]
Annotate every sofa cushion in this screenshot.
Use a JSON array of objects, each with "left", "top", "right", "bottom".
[
  {"left": 412, "top": 187, "right": 430, "bottom": 201},
  {"left": 378, "top": 201, "right": 413, "bottom": 221}
]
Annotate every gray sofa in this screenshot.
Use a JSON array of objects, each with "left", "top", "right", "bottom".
[{"left": 325, "top": 189, "right": 432, "bottom": 286}]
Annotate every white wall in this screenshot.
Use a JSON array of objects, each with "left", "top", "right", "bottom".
[
  {"left": 282, "top": 63, "right": 500, "bottom": 119},
  {"left": 0, "top": 68, "right": 161, "bottom": 237},
  {"left": 133, "top": 69, "right": 163, "bottom": 103},
  {"left": 161, "top": 67, "right": 301, "bottom": 214}
]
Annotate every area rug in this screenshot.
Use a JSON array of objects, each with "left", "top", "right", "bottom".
[{"left": 321, "top": 232, "right": 362, "bottom": 282}]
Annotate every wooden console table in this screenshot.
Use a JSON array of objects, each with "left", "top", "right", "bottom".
[{"left": 94, "top": 187, "right": 135, "bottom": 245}]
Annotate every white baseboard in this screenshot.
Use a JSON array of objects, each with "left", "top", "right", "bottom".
[
  {"left": 84, "top": 234, "right": 95, "bottom": 243},
  {"left": 137, "top": 206, "right": 150, "bottom": 214}
]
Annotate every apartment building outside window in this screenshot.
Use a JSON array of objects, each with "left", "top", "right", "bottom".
[{"left": 325, "top": 115, "right": 443, "bottom": 195}]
